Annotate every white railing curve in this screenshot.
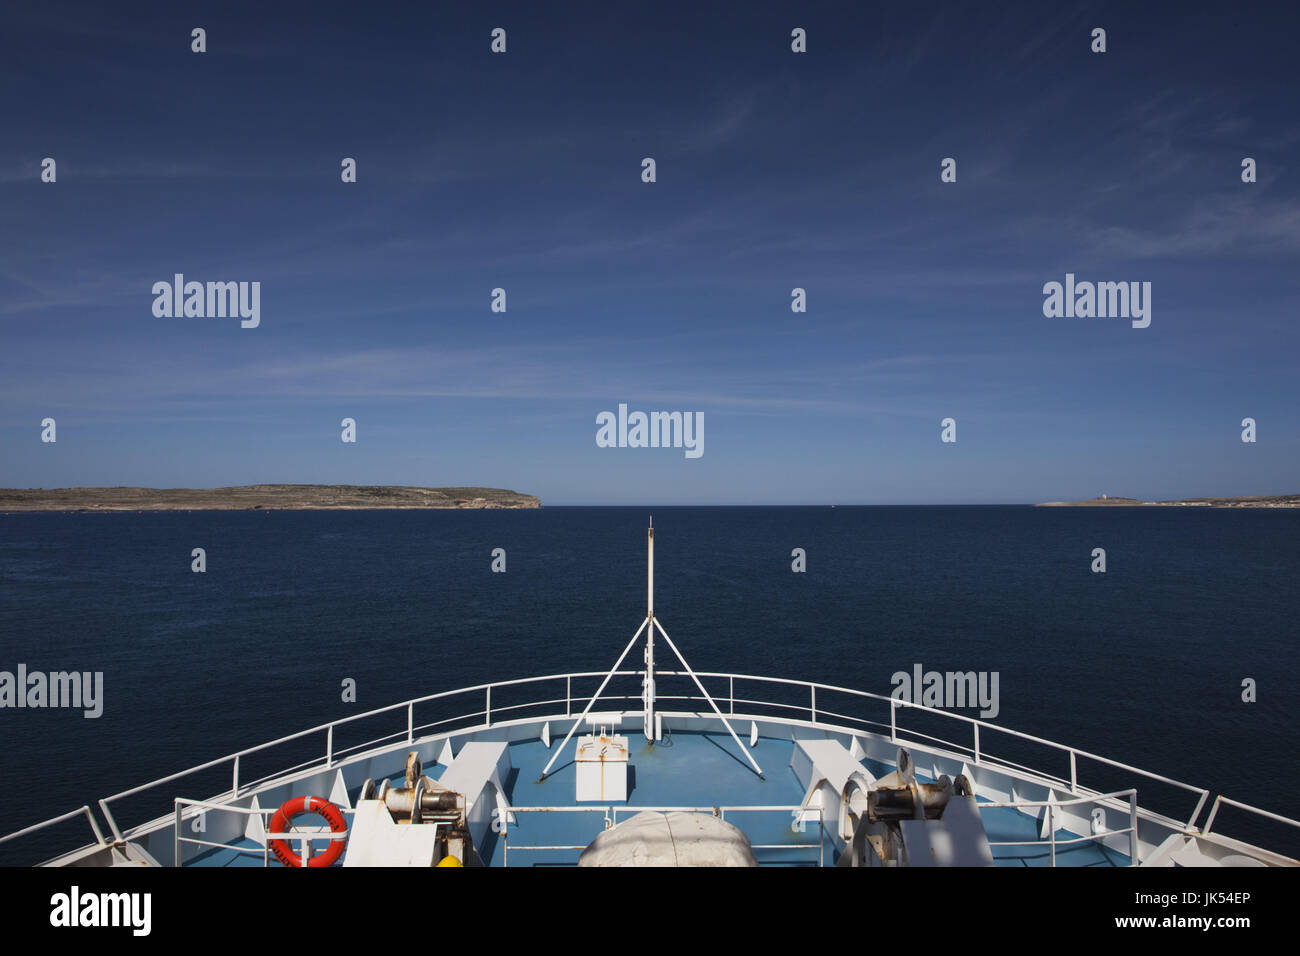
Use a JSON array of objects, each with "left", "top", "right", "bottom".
[{"left": 3, "top": 669, "right": 1297, "bottom": 864}]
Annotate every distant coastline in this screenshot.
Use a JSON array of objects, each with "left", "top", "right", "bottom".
[
  {"left": 0, "top": 485, "right": 541, "bottom": 512},
  {"left": 1037, "top": 494, "right": 1299, "bottom": 509}
]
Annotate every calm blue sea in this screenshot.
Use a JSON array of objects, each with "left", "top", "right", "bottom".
[{"left": 1, "top": 506, "right": 1297, "bottom": 863}]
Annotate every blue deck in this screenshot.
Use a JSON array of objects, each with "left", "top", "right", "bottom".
[
  {"left": 188, "top": 730, "right": 1129, "bottom": 867},
  {"left": 499, "top": 731, "right": 817, "bottom": 866}
]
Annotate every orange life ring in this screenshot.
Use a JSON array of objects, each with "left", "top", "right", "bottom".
[{"left": 268, "top": 796, "right": 348, "bottom": 868}]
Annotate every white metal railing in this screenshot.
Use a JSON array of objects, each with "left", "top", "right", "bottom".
[
  {"left": 981, "top": 788, "right": 1140, "bottom": 867},
  {"left": 4, "top": 669, "right": 1297, "bottom": 864},
  {"left": 92, "top": 672, "right": 618, "bottom": 846},
  {"left": 884, "top": 696, "right": 1210, "bottom": 824},
  {"left": 502, "top": 804, "right": 825, "bottom": 867},
  {"left": 1203, "top": 795, "right": 1300, "bottom": 838},
  {"left": 172, "top": 797, "right": 354, "bottom": 868},
  {"left": 0, "top": 805, "right": 105, "bottom": 853}
]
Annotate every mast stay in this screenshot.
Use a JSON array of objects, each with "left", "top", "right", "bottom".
[{"left": 538, "top": 519, "right": 763, "bottom": 780}]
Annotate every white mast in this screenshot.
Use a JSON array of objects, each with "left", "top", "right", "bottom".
[
  {"left": 643, "top": 517, "right": 655, "bottom": 742},
  {"left": 538, "top": 521, "right": 762, "bottom": 781}
]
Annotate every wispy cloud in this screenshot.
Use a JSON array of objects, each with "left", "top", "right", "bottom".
[{"left": 1086, "top": 192, "right": 1300, "bottom": 258}]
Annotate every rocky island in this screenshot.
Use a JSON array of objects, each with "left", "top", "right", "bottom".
[
  {"left": 0, "top": 485, "right": 541, "bottom": 512},
  {"left": 1037, "top": 494, "right": 1299, "bottom": 508}
]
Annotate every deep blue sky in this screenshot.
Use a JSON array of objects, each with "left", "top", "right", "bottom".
[{"left": 2, "top": 1, "right": 1297, "bottom": 504}]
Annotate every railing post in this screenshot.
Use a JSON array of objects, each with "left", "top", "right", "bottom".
[
  {"left": 1187, "top": 790, "right": 1210, "bottom": 831},
  {"left": 98, "top": 799, "right": 123, "bottom": 844},
  {"left": 407, "top": 702, "right": 414, "bottom": 744},
  {"left": 566, "top": 676, "right": 571, "bottom": 718},
  {"left": 486, "top": 686, "right": 492, "bottom": 727},
  {"left": 973, "top": 723, "right": 980, "bottom": 764},
  {"left": 1203, "top": 797, "right": 1220, "bottom": 835},
  {"left": 729, "top": 676, "right": 734, "bottom": 715},
  {"left": 811, "top": 686, "right": 817, "bottom": 724},
  {"left": 326, "top": 726, "right": 334, "bottom": 768},
  {"left": 1129, "top": 791, "right": 1140, "bottom": 866},
  {"left": 1070, "top": 751, "right": 1077, "bottom": 792},
  {"left": 232, "top": 756, "right": 240, "bottom": 797},
  {"left": 173, "top": 800, "right": 182, "bottom": 867},
  {"left": 84, "top": 807, "right": 106, "bottom": 846},
  {"left": 889, "top": 698, "right": 897, "bottom": 743},
  {"left": 1048, "top": 803, "right": 1056, "bottom": 867}
]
